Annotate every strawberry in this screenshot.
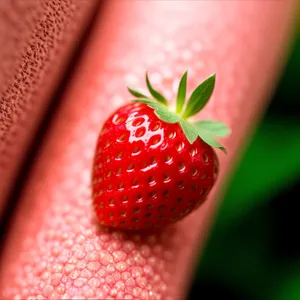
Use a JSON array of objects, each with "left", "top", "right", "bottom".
[{"left": 92, "top": 71, "right": 230, "bottom": 230}]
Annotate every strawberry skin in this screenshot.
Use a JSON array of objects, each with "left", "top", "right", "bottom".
[
  {"left": 92, "top": 71, "right": 229, "bottom": 230},
  {"left": 92, "top": 102, "right": 218, "bottom": 230}
]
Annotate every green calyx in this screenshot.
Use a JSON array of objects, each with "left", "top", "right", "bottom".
[{"left": 128, "top": 71, "right": 230, "bottom": 153}]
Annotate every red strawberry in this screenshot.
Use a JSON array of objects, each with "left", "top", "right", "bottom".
[{"left": 92, "top": 71, "right": 230, "bottom": 230}]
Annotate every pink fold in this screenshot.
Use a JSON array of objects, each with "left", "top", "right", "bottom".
[
  {"left": 0, "top": 0, "right": 97, "bottom": 214},
  {"left": 0, "top": 1, "right": 294, "bottom": 299}
]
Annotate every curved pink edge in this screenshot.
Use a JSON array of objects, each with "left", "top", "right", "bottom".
[
  {"left": 0, "top": 1, "right": 295, "bottom": 299},
  {"left": 0, "top": 0, "right": 98, "bottom": 216}
]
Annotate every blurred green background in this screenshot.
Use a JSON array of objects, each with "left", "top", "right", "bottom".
[{"left": 189, "top": 25, "right": 300, "bottom": 299}]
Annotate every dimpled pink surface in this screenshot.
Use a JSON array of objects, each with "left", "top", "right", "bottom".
[
  {"left": 0, "top": 0, "right": 97, "bottom": 213},
  {"left": 0, "top": 1, "right": 294, "bottom": 299}
]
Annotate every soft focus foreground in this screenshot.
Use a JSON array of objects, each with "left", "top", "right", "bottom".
[{"left": 0, "top": 1, "right": 295, "bottom": 299}]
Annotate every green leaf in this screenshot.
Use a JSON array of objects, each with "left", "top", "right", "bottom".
[
  {"left": 176, "top": 70, "right": 188, "bottom": 114},
  {"left": 133, "top": 99, "right": 180, "bottom": 124},
  {"left": 155, "top": 108, "right": 181, "bottom": 124},
  {"left": 128, "top": 87, "right": 149, "bottom": 99},
  {"left": 179, "top": 120, "right": 198, "bottom": 144},
  {"left": 146, "top": 72, "right": 168, "bottom": 106},
  {"left": 196, "top": 128, "right": 227, "bottom": 153},
  {"left": 182, "top": 73, "right": 216, "bottom": 119},
  {"left": 194, "top": 120, "right": 230, "bottom": 137},
  {"left": 132, "top": 99, "right": 162, "bottom": 110}
]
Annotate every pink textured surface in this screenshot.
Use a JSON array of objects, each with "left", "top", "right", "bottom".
[
  {"left": 0, "top": 1, "right": 294, "bottom": 299},
  {"left": 0, "top": 0, "right": 97, "bottom": 213}
]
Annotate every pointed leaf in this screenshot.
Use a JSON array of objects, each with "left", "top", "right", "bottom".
[
  {"left": 182, "top": 73, "right": 216, "bottom": 119},
  {"left": 179, "top": 120, "right": 198, "bottom": 144},
  {"left": 176, "top": 70, "right": 188, "bottom": 114},
  {"left": 133, "top": 99, "right": 180, "bottom": 124},
  {"left": 154, "top": 108, "right": 181, "bottom": 124},
  {"left": 132, "top": 99, "right": 162, "bottom": 110},
  {"left": 196, "top": 129, "right": 227, "bottom": 153},
  {"left": 194, "top": 120, "right": 231, "bottom": 137},
  {"left": 146, "top": 72, "right": 168, "bottom": 105},
  {"left": 128, "top": 87, "right": 149, "bottom": 99}
]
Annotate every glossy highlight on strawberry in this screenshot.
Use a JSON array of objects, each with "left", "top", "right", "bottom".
[{"left": 92, "top": 71, "right": 230, "bottom": 230}]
